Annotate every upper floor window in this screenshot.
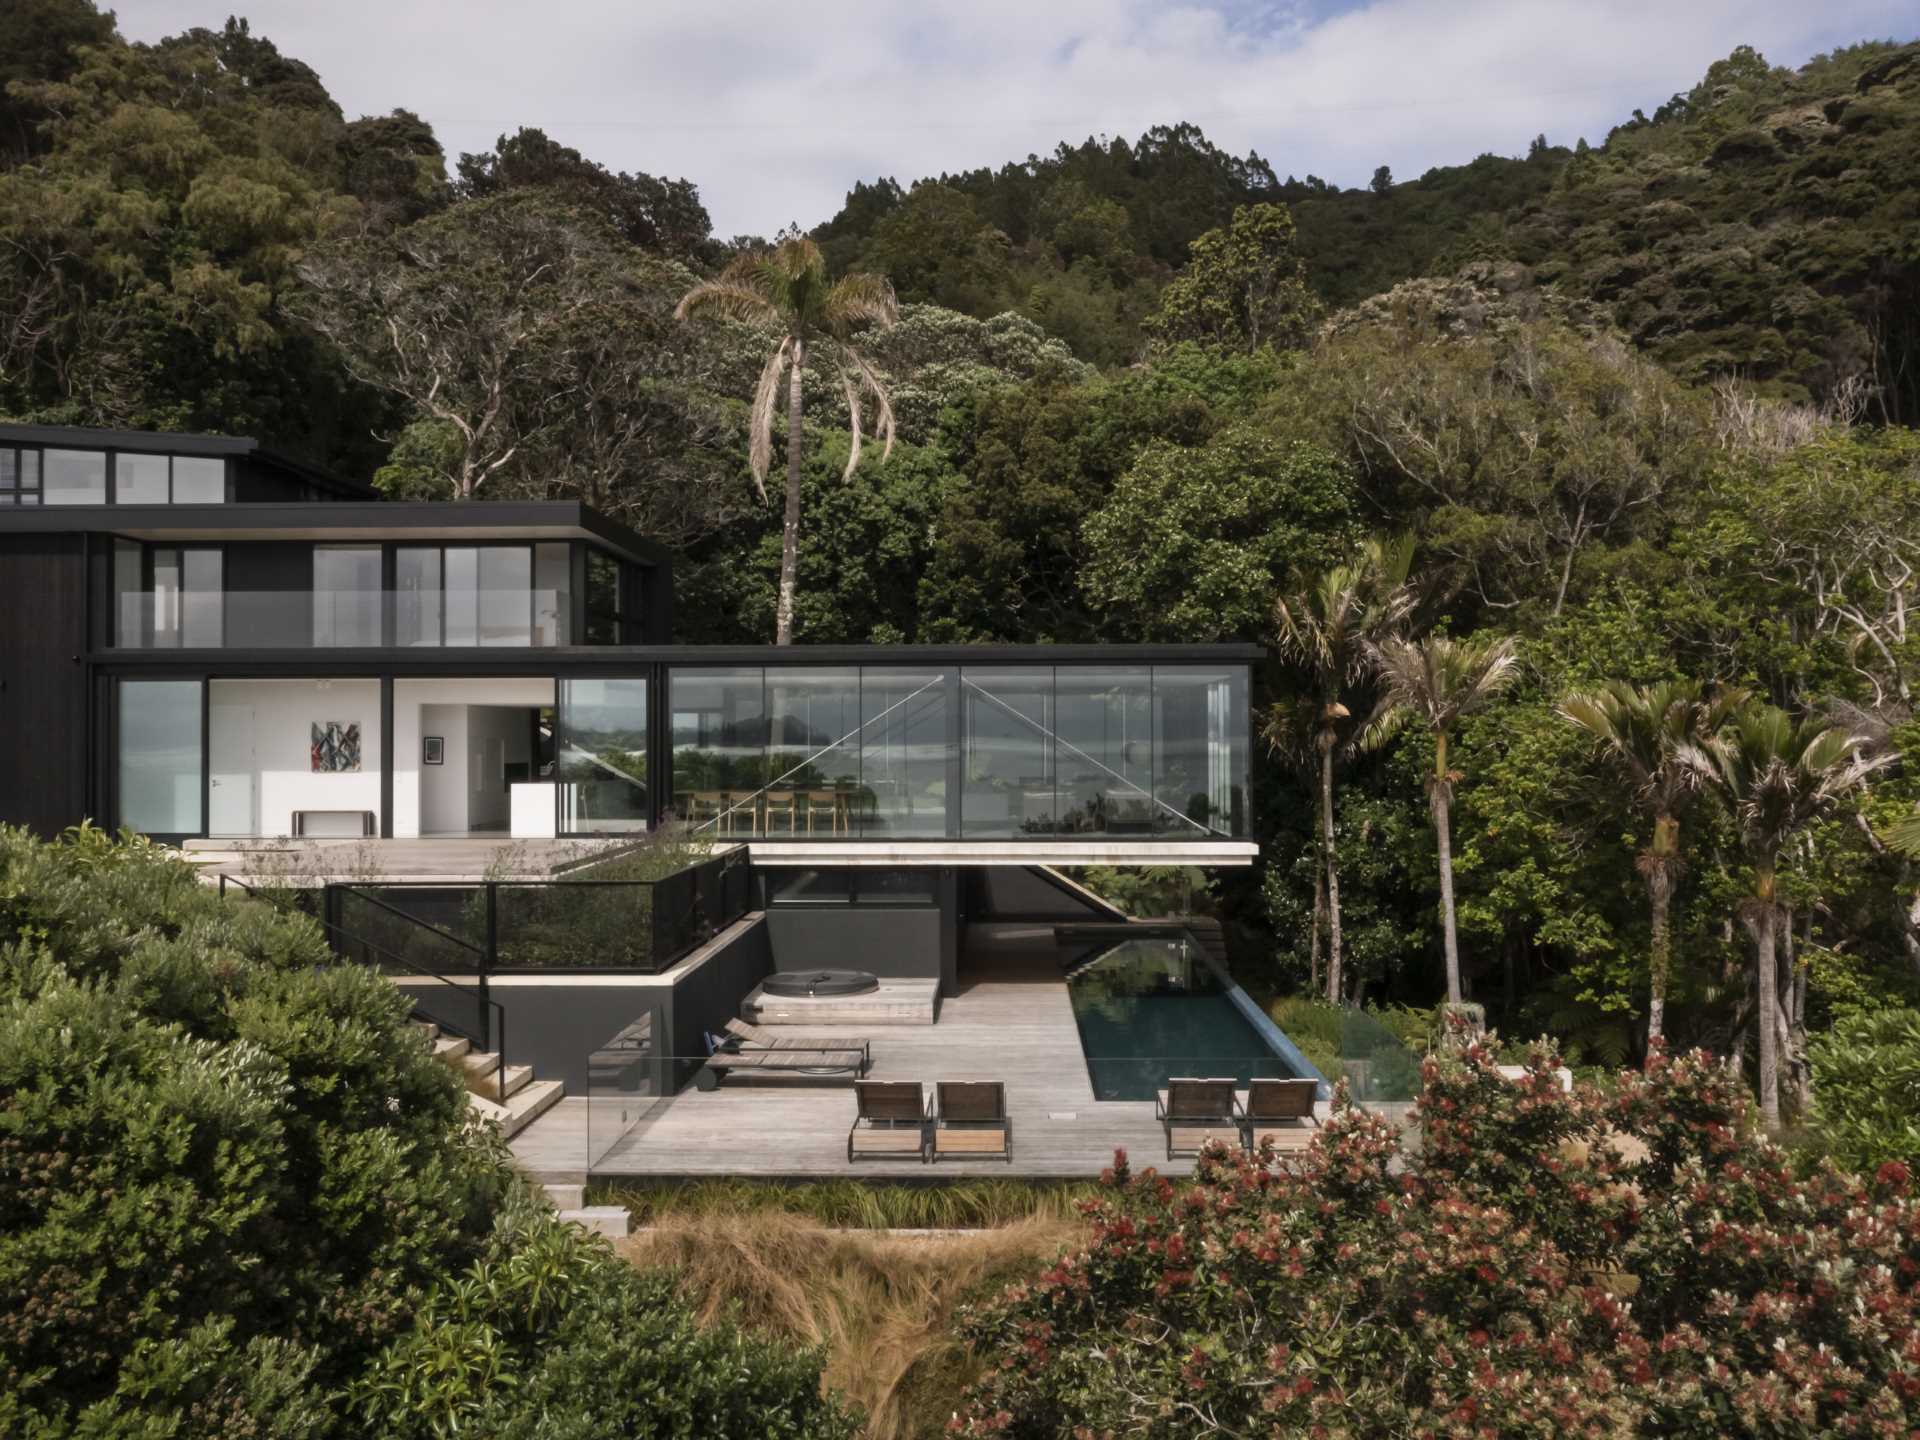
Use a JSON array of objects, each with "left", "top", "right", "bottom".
[
  {"left": 0, "top": 446, "right": 226, "bottom": 505},
  {"left": 43, "top": 449, "right": 106, "bottom": 504},
  {"left": 0, "top": 448, "right": 43, "bottom": 505}
]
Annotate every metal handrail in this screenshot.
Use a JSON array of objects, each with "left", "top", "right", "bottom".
[{"left": 216, "top": 873, "right": 509, "bottom": 1105}]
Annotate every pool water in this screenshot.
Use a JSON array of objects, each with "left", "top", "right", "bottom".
[{"left": 1065, "top": 935, "right": 1307, "bottom": 1101}]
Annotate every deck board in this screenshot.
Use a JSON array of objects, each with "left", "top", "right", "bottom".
[{"left": 512, "top": 954, "right": 1234, "bottom": 1179}]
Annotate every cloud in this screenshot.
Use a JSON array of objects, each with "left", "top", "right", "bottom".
[{"left": 119, "top": 0, "right": 1916, "bottom": 237}]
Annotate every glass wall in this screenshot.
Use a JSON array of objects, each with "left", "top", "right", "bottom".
[
  {"left": 1153, "top": 667, "right": 1248, "bottom": 837},
  {"left": 118, "top": 680, "right": 203, "bottom": 835},
  {"left": 313, "top": 545, "right": 382, "bottom": 646},
  {"left": 860, "top": 669, "right": 948, "bottom": 838},
  {"left": 113, "top": 542, "right": 223, "bottom": 648},
  {"left": 557, "top": 678, "right": 649, "bottom": 833},
  {"left": 667, "top": 663, "right": 1247, "bottom": 841},
  {"left": 961, "top": 669, "right": 1055, "bottom": 836},
  {"left": 670, "top": 669, "right": 767, "bottom": 834},
  {"left": 1054, "top": 667, "right": 1153, "bottom": 835},
  {"left": 115, "top": 452, "right": 169, "bottom": 504}
]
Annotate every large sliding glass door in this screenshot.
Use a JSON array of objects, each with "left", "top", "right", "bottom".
[
  {"left": 117, "top": 679, "right": 203, "bottom": 836},
  {"left": 557, "top": 678, "right": 649, "bottom": 833}
]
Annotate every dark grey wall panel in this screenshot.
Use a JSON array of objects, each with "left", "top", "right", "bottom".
[
  {"left": 663, "top": 918, "right": 773, "bottom": 1061},
  {"left": 487, "top": 984, "right": 664, "bottom": 1094},
  {"left": 0, "top": 535, "right": 88, "bottom": 836},
  {"left": 765, "top": 907, "right": 947, "bottom": 990}
]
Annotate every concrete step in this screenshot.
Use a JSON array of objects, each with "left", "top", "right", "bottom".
[
  {"left": 469, "top": 1078, "right": 564, "bottom": 1141},
  {"left": 411, "top": 1019, "right": 442, "bottom": 1041},
  {"left": 432, "top": 1033, "right": 471, "bottom": 1063},
  {"left": 558, "top": 1206, "right": 630, "bottom": 1240},
  {"left": 543, "top": 1182, "right": 585, "bottom": 1209},
  {"left": 461, "top": 1059, "right": 535, "bottom": 1102}
]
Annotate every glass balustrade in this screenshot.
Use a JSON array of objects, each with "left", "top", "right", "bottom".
[{"left": 111, "top": 589, "right": 572, "bottom": 648}]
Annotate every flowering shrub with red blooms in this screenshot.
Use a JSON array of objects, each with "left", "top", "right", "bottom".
[{"left": 951, "top": 1038, "right": 1920, "bottom": 1439}]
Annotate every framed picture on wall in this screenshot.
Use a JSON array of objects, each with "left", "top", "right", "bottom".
[{"left": 423, "top": 735, "right": 444, "bottom": 766}]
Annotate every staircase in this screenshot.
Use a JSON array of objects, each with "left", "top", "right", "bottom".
[
  {"left": 414, "top": 1020, "right": 564, "bottom": 1140},
  {"left": 412, "top": 1021, "right": 627, "bottom": 1239}
]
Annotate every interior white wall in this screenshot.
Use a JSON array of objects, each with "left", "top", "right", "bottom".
[
  {"left": 418, "top": 704, "right": 470, "bottom": 834},
  {"left": 466, "top": 705, "right": 530, "bottom": 831},
  {"left": 206, "top": 679, "right": 382, "bottom": 836},
  {"left": 393, "top": 678, "right": 554, "bottom": 837}
]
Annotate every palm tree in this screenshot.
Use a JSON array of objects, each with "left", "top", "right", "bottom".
[
  {"left": 676, "top": 236, "right": 898, "bottom": 644},
  {"left": 1558, "top": 680, "right": 1745, "bottom": 1049},
  {"left": 1704, "top": 703, "right": 1889, "bottom": 1130},
  {"left": 1272, "top": 533, "right": 1417, "bottom": 1005},
  {"left": 1360, "top": 634, "right": 1520, "bottom": 1007}
]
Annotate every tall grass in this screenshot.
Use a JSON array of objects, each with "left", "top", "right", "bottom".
[
  {"left": 623, "top": 1211, "right": 1076, "bottom": 1440},
  {"left": 591, "top": 1177, "right": 1094, "bottom": 1229}
]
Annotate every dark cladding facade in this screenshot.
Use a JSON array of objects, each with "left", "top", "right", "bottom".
[{"left": 0, "top": 425, "right": 1257, "bottom": 861}]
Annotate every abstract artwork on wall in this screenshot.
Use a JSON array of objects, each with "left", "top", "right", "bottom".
[{"left": 311, "top": 721, "right": 362, "bottom": 773}]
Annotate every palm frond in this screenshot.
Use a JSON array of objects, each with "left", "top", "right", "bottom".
[
  {"left": 844, "top": 349, "right": 896, "bottom": 465},
  {"left": 1888, "top": 809, "right": 1920, "bottom": 858},
  {"left": 840, "top": 370, "right": 862, "bottom": 480},
  {"left": 674, "top": 278, "right": 778, "bottom": 325},
  {"left": 746, "top": 338, "right": 791, "bottom": 495},
  {"left": 824, "top": 272, "right": 899, "bottom": 335}
]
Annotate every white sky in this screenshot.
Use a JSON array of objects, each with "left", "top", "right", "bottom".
[{"left": 116, "top": 0, "right": 1917, "bottom": 239}]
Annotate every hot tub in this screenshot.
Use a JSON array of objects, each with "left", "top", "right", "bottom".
[{"left": 762, "top": 969, "right": 880, "bottom": 999}]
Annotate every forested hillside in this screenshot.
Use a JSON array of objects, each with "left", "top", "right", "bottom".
[{"left": 4, "top": 3, "right": 1920, "bottom": 1102}]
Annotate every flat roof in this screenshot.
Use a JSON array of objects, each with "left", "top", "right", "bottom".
[{"left": 0, "top": 422, "right": 375, "bottom": 499}]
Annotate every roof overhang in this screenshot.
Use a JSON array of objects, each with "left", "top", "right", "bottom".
[{"left": 744, "top": 840, "right": 1261, "bottom": 867}]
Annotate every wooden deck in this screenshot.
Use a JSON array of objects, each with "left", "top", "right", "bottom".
[{"left": 511, "top": 952, "right": 1326, "bottom": 1180}]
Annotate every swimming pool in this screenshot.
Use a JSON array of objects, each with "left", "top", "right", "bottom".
[{"left": 1065, "top": 932, "right": 1321, "bottom": 1102}]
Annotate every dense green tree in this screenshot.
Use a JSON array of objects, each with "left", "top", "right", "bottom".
[
  {"left": 1706, "top": 705, "right": 1890, "bottom": 1128},
  {"left": 457, "top": 126, "right": 712, "bottom": 260},
  {"left": 0, "top": 0, "right": 115, "bottom": 164},
  {"left": 675, "top": 234, "right": 899, "bottom": 643},
  {"left": 0, "top": 825, "right": 852, "bottom": 1437},
  {"left": 1363, "top": 634, "right": 1521, "bottom": 1005},
  {"left": 1272, "top": 534, "right": 1418, "bottom": 1003},
  {"left": 1143, "top": 202, "right": 1320, "bottom": 352},
  {"left": 1559, "top": 680, "right": 1746, "bottom": 1046},
  {"left": 1083, "top": 425, "right": 1359, "bottom": 641}
]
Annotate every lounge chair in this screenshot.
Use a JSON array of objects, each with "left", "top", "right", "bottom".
[
  {"left": 848, "top": 1080, "right": 931, "bottom": 1162},
  {"left": 1155, "top": 1076, "right": 1244, "bottom": 1159},
  {"left": 696, "top": 1033, "right": 866, "bottom": 1090},
  {"left": 932, "top": 1080, "right": 1012, "bottom": 1163},
  {"left": 1241, "top": 1078, "right": 1320, "bottom": 1153},
  {"left": 725, "top": 1018, "right": 872, "bottom": 1070}
]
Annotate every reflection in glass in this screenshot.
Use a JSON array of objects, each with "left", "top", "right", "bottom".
[
  {"left": 1056, "top": 667, "right": 1153, "bottom": 835},
  {"left": 478, "top": 546, "right": 532, "bottom": 645},
  {"left": 1153, "top": 666, "right": 1247, "bottom": 837},
  {"left": 42, "top": 448, "right": 106, "bottom": 504},
  {"left": 859, "top": 669, "right": 948, "bottom": 838},
  {"left": 558, "top": 678, "right": 648, "bottom": 833},
  {"left": 313, "top": 546, "right": 381, "bottom": 646},
  {"left": 670, "top": 668, "right": 766, "bottom": 835},
  {"left": 961, "top": 669, "right": 1055, "bottom": 837},
  {"left": 180, "top": 549, "right": 223, "bottom": 647},
  {"left": 172, "top": 456, "right": 226, "bottom": 503},
  {"left": 396, "top": 547, "right": 442, "bottom": 646},
  {"left": 115, "top": 453, "right": 169, "bottom": 504},
  {"left": 119, "top": 680, "right": 202, "bottom": 834},
  {"left": 444, "top": 548, "right": 477, "bottom": 645},
  {"left": 768, "top": 869, "right": 850, "bottom": 904},
  {"left": 534, "top": 543, "right": 570, "bottom": 646},
  {"left": 766, "top": 668, "right": 859, "bottom": 836}
]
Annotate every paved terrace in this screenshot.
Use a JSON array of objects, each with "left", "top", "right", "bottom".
[{"left": 511, "top": 951, "right": 1332, "bottom": 1181}]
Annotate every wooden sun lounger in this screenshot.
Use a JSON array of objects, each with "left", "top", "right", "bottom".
[
  {"left": 1241, "top": 1077, "right": 1321, "bottom": 1153},
  {"left": 699, "top": 1039, "right": 866, "bottom": 1089},
  {"left": 932, "top": 1080, "right": 1011, "bottom": 1163},
  {"left": 849, "top": 1080, "right": 931, "bottom": 1162},
  {"left": 725, "top": 1018, "right": 872, "bottom": 1069},
  {"left": 1156, "top": 1077, "right": 1244, "bottom": 1159}
]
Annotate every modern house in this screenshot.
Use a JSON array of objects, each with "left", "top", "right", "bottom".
[{"left": 0, "top": 423, "right": 1314, "bottom": 1176}]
